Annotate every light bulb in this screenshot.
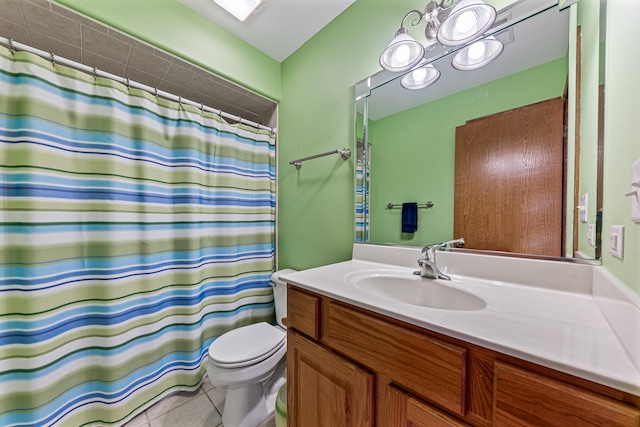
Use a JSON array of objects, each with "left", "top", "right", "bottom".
[
  {"left": 412, "top": 68, "right": 428, "bottom": 83},
  {"left": 455, "top": 10, "right": 476, "bottom": 34},
  {"left": 467, "top": 41, "right": 486, "bottom": 60},
  {"left": 451, "top": 37, "right": 503, "bottom": 71},
  {"left": 394, "top": 44, "right": 411, "bottom": 64},
  {"left": 400, "top": 63, "right": 440, "bottom": 90}
]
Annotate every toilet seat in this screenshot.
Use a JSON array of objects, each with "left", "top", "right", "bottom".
[{"left": 209, "top": 322, "right": 286, "bottom": 368}]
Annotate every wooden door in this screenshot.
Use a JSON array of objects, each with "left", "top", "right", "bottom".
[
  {"left": 287, "top": 330, "right": 374, "bottom": 427},
  {"left": 454, "top": 98, "right": 565, "bottom": 256}
]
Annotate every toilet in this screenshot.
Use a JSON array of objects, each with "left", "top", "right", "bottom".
[{"left": 207, "top": 269, "right": 295, "bottom": 427}]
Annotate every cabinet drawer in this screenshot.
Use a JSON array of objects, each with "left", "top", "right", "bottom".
[
  {"left": 325, "top": 302, "right": 468, "bottom": 416},
  {"left": 389, "top": 386, "right": 470, "bottom": 426},
  {"left": 287, "top": 287, "right": 320, "bottom": 339},
  {"left": 494, "top": 361, "right": 640, "bottom": 426}
]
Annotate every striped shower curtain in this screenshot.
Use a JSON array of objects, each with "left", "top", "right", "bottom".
[
  {"left": 355, "top": 161, "right": 369, "bottom": 242},
  {"left": 355, "top": 137, "right": 369, "bottom": 242},
  {"left": 0, "top": 46, "right": 276, "bottom": 426}
]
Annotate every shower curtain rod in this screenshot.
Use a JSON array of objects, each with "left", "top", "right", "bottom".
[{"left": 0, "top": 37, "right": 276, "bottom": 134}]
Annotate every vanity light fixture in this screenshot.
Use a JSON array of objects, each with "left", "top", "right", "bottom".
[
  {"left": 400, "top": 60, "right": 441, "bottom": 90},
  {"left": 379, "top": 27, "right": 425, "bottom": 73},
  {"left": 214, "top": 0, "right": 264, "bottom": 22},
  {"left": 379, "top": 0, "right": 497, "bottom": 72},
  {"left": 436, "top": 0, "right": 497, "bottom": 46},
  {"left": 451, "top": 36, "right": 504, "bottom": 70}
]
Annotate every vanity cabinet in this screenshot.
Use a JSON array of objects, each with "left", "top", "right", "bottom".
[{"left": 286, "top": 286, "right": 640, "bottom": 427}]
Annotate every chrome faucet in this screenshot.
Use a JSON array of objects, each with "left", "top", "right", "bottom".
[{"left": 414, "top": 238, "right": 465, "bottom": 280}]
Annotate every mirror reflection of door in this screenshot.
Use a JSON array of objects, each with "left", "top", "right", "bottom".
[{"left": 454, "top": 97, "right": 565, "bottom": 256}]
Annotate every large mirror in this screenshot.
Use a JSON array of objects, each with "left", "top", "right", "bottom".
[{"left": 355, "top": 0, "right": 606, "bottom": 262}]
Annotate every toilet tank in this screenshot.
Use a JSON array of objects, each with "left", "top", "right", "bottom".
[{"left": 270, "top": 269, "right": 297, "bottom": 329}]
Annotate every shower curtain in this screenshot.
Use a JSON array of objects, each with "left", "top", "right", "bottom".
[
  {"left": 0, "top": 46, "right": 276, "bottom": 426},
  {"left": 355, "top": 140, "right": 369, "bottom": 242},
  {"left": 355, "top": 161, "right": 369, "bottom": 242}
]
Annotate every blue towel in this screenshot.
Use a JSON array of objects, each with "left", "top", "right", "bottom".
[{"left": 401, "top": 202, "right": 418, "bottom": 233}]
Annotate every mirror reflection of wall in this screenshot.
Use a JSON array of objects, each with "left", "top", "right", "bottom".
[
  {"left": 369, "top": 54, "right": 566, "bottom": 248},
  {"left": 572, "top": 0, "right": 606, "bottom": 259},
  {"left": 354, "top": 0, "right": 605, "bottom": 262}
]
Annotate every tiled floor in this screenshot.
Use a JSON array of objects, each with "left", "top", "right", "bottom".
[{"left": 122, "top": 378, "right": 276, "bottom": 427}]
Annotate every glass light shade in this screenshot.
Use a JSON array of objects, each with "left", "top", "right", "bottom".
[
  {"left": 452, "top": 36, "right": 503, "bottom": 70},
  {"left": 380, "top": 28, "right": 425, "bottom": 73},
  {"left": 436, "top": 0, "right": 497, "bottom": 46},
  {"left": 400, "top": 61, "right": 440, "bottom": 90},
  {"left": 214, "top": 0, "right": 264, "bottom": 21}
]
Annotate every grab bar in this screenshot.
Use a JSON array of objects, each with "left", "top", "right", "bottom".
[
  {"left": 386, "top": 201, "right": 434, "bottom": 209},
  {"left": 290, "top": 148, "right": 351, "bottom": 170}
]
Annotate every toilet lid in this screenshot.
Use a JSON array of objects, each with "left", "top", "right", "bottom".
[{"left": 208, "top": 322, "right": 286, "bottom": 368}]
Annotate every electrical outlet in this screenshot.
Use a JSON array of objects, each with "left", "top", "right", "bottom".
[
  {"left": 587, "top": 224, "right": 595, "bottom": 246},
  {"left": 609, "top": 225, "right": 624, "bottom": 259},
  {"left": 578, "top": 193, "right": 588, "bottom": 223}
]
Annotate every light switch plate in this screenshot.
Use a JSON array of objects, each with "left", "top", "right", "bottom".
[
  {"left": 609, "top": 225, "right": 624, "bottom": 259},
  {"left": 578, "top": 193, "right": 588, "bottom": 223},
  {"left": 632, "top": 159, "right": 640, "bottom": 222},
  {"left": 587, "top": 224, "right": 595, "bottom": 246}
]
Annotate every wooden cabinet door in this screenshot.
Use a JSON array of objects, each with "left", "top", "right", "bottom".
[
  {"left": 287, "top": 330, "right": 374, "bottom": 427},
  {"left": 454, "top": 97, "right": 565, "bottom": 256},
  {"left": 389, "top": 386, "right": 470, "bottom": 427},
  {"left": 493, "top": 362, "right": 640, "bottom": 426}
]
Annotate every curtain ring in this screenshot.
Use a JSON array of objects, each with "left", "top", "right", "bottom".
[
  {"left": 200, "top": 103, "right": 204, "bottom": 113},
  {"left": 93, "top": 66, "right": 98, "bottom": 81},
  {"left": 154, "top": 87, "right": 158, "bottom": 98},
  {"left": 8, "top": 39, "right": 16, "bottom": 55},
  {"left": 125, "top": 77, "right": 130, "bottom": 89},
  {"left": 50, "top": 52, "right": 56, "bottom": 66}
]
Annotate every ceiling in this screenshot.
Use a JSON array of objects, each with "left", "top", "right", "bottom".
[{"left": 176, "top": 0, "right": 356, "bottom": 62}]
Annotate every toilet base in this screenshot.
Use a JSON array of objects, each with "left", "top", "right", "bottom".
[
  {"left": 222, "top": 383, "right": 270, "bottom": 427},
  {"left": 219, "top": 360, "right": 286, "bottom": 427}
]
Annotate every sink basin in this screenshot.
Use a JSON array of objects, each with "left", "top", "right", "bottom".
[{"left": 345, "top": 269, "right": 487, "bottom": 311}]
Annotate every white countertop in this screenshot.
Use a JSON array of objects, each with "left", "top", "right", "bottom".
[{"left": 281, "top": 244, "right": 640, "bottom": 396}]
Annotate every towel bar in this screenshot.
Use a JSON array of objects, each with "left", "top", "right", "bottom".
[
  {"left": 387, "top": 201, "right": 434, "bottom": 209},
  {"left": 290, "top": 148, "right": 351, "bottom": 170}
]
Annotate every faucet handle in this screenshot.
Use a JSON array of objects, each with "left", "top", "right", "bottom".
[
  {"left": 422, "top": 238, "right": 465, "bottom": 254},
  {"left": 442, "top": 238, "right": 465, "bottom": 248}
]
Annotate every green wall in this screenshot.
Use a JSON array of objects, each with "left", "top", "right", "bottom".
[
  {"left": 278, "top": 0, "right": 419, "bottom": 270},
  {"left": 54, "top": 0, "right": 281, "bottom": 101},
  {"left": 601, "top": 0, "right": 640, "bottom": 291},
  {"left": 368, "top": 58, "right": 567, "bottom": 245}
]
